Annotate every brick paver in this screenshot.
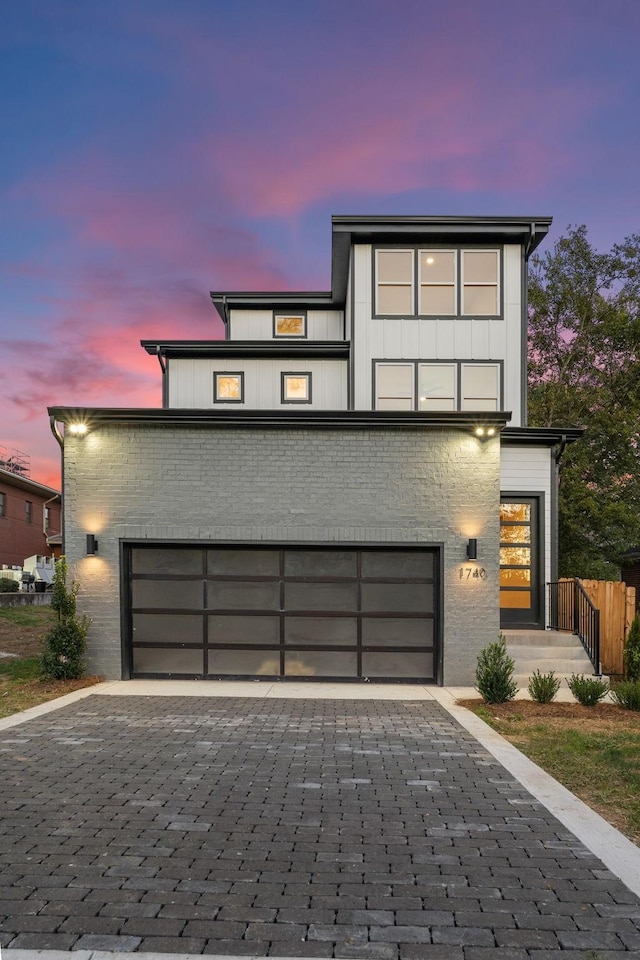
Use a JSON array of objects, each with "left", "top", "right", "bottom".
[{"left": 1, "top": 695, "right": 639, "bottom": 957}]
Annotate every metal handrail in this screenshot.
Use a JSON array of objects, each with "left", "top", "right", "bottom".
[{"left": 548, "top": 578, "right": 600, "bottom": 674}]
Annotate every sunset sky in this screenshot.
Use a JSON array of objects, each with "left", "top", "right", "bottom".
[{"left": 1, "top": 0, "right": 639, "bottom": 487}]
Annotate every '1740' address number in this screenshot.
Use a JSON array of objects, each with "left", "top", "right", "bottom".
[{"left": 459, "top": 566, "right": 487, "bottom": 580}]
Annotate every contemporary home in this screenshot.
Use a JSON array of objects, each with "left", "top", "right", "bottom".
[
  {"left": 49, "top": 215, "right": 581, "bottom": 685},
  {"left": 0, "top": 455, "right": 62, "bottom": 569}
]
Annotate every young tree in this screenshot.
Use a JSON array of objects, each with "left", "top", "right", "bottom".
[{"left": 528, "top": 226, "right": 640, "bottom": 577}]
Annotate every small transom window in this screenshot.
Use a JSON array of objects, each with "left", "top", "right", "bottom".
[{"left": 274, "top": 314, "right": 306, "bottom": 338}]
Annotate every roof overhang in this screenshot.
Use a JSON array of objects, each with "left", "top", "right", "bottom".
[
  {"left": 501, "top": 426, "right": 584, "bottom": 446},
  {"left": 142, "top": 340, "right": 349, "bottom": 360},
  {"left": 210, "top": 292, "right": 334, "bottom": 326},
  {"left": 48, "top": 406, "right": 510, "bottom": 433},
  {"left": 0, "top": 466, "right": 60, "bottom": 498},
  {"left": 330, "top": 215, "right": 553, "bottom": 303}
]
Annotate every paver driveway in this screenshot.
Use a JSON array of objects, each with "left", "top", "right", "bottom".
[{"left": 1, "top": 695, "right": 640, "bottom": 958}]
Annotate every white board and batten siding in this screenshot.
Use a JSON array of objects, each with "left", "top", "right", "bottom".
[
  {"left": 351, "top": 244, "right": 524, "bottom": 424},
  {"left": 500, "top": 446, "right": 552, "bottom": 589},
  {"left": 168, "top": 358, "right": 348, "bottom": 409},
  {"left": 228, "top": 310, "right": 344, "bottom": 341}
]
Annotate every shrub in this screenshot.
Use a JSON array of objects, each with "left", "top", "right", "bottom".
[
  {"left": 40, "top": 558, "right": 90, "bottom": 680},
  {"left": 0, "top": 577, "right": 19, "bottom": 593},
  {"left": 475, "top": 634, "right": 518, "bottom": 704},
  {"left": 623, "top": 614, "right": 640, "bottom": 682},
  {"left": 528, "top": 670, "right": 561, "bottom": 704},
  {"left": 567, "top": 673, "right": 609, "bottom": 706},
  {"left": 610, "top": 680, "right": 640, "bottom": 711}
]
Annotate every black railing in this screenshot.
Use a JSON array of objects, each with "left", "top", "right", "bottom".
[{"left": 548, "top": 578, "right": 600, "bottom": 674}]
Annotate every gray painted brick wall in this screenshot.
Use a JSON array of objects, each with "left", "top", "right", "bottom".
[{"left": 63, "top": 424, "right": 501, "bottom": 684}]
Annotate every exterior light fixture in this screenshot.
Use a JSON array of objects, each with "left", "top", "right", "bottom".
[
  {"left": 474, "top": 426, "right": 497, "bottom": 440},
  {"left": 86, "top": 534, "right": 99, "bottom": 555},
  {"left": 68, "top": 423, "right": 88, "bottom": 435},
  {"left": 466, "top": 538, "right": 478, "bottom": 560}
]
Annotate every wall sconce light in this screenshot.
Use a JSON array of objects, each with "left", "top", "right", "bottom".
[
  {"left": 68, "top": 423, "right": 88, "bottom": 435},
  {"left": 86, "top": 534, "right": 99, "bottom": 555},
  {"left": 466, "top": 538, "right": 478, "bottom": 560},
  {"left": 474, "top": 426, "right": 496, "bottom": 439}
]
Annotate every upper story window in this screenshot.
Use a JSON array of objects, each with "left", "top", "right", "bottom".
[
  {"left": 0, "top": 492, "right": 5, "bottom": 517},
  {"left": 375, "top": 248, "right": 500, "bottom": 317},
  {"left": 44, "top": 506, "right": 50, "bottom": 530},
  {"left": 374, "top": 361, "right": 501, "bottom": 411},
  {"left": 25, "top": 500, "right": 32, "bottom": 524},
  {"left": 282, "top": 372, "right": 312, "bottom": 404},
  {"left": 274, "top": 313, "right": 306, "bottom": 338},
  {"left": 213, "top": 372, "right": 244, "bottom": 403}
]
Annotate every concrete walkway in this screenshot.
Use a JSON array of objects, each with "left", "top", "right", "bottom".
[{"left": 1, "top": 682, "right": 640, "bottom": 960}]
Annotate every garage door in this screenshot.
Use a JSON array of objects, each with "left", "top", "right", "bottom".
[{"left": 127, "top": 545, "right": 438, "bottom": 682}]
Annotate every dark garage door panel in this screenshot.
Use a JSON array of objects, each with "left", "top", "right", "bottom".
[{"left": 128, "top": 545, "right": 438, "bottom": 682}]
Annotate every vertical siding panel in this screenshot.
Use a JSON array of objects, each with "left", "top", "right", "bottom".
[
  {"left": 453, "top": 320, "right": 473, "bottom": 357},
  {"left": 471, "top": 320, "right": 491, "bottom": 359},
  {"left": 437, "top": 319, "right": 455, "bottom": 357}
]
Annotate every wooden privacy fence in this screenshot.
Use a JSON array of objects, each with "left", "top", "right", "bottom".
[{"left": 558, "top": 578, "right": 636, "bottom": 675}]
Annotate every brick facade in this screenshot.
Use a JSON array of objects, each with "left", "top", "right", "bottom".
[
  {"left": 0, "top": 470, "right": 61, "bottom": 569},
  {"left": 64, "top": 423, "right": 501, "bottom": 684}
]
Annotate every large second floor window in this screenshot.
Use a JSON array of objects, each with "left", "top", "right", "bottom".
[
  {"left": 375, "top": 248, "right": 500, "bottom": 317},
  {"left": 375, "top": 361, "right": 501, "bottom": 412}
]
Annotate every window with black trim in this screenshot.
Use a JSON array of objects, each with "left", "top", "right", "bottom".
[
  {"left": 213, "top": 372, "right": 244, "bottom": 403},
  {"left": 0, "top": 492, "right": 5, "bottom": 517},
  {"left": 274, "top": 313, "right": 306, "bottom": 338},
  {"left": 25, "top": 500, "right": 32, "bottom": 524},
  {"left": 375, "top": 361, "right": 501, "bottom": 411},
  {"left": 282, "top": 372, "right": 312, "bottom": 404},
  {"left": 375, "top": 248, "right": 500, "bottom": 317}
]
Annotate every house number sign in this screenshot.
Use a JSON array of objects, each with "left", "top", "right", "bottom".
[{"left": 458, "top": 566, "right": 487, "bottom": 580}]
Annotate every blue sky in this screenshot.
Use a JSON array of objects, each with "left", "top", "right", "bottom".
[{"left": 1, "top": 0, "right": 639, "bottom": 484}]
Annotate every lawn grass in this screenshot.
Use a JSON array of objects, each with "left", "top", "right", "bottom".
[
  {"left": 469, "top": 701, "right": 640, "bottom": 846},
  {"left": 0, "top": 605, "right": 55, "bottom": 628},
  {"left": 0, "top": 655, "right": 101, "bottom": 719}
]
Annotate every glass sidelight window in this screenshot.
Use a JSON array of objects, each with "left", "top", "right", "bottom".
[{"left": 500, "top": 498, "right": 540, "bottom": 625}]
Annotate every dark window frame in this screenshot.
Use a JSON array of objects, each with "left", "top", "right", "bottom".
[
  {"left": 0, "top": 492, "right": 5, "bottom": 518},
  {"left": 25, "top": 500, "right": 32, "bottom": 524},
  {"left": 273, "top": 310, "right": 308, "bottom": 339},
  {"left": 372, "top": 245, "right": 503, "bottom": 320},
  {"left": 281, "top": 371, "right": 313, "bottom": 404},
  {"left": 372, "top": 359, "right": 504, "bottom": 411},
  {"left": 213, "top": 371, "right": 245, "bottom": 404}
]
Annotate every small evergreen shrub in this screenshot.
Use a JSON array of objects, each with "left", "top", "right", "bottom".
[
  {"left": 610, "top": 680, "right": 640, "bottom": 711},
  {"left": 567, "top": 673, "right": 609, "bottom": 706},
  {"left": 623, "top": 614, "right": 640, "bottom": 682},
  {"left": 0, "top": 577, "right": 19, "bottom": 593},
  {"left": 475, "top": 633, "right": 518, "bottom": 704},
  {"left": 528, "top": 670, "right": 561, "bottom": 704},
  {"left": 40, "top": 558, "right": 90, "bottom": 681}
]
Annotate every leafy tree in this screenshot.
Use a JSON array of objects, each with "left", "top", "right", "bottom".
[{"left": 528, "top": 226, "right": 640, "bottom": 577}]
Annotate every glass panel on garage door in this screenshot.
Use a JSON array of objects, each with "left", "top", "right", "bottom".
[{"left": 127, "top": 545, "right": 438, "bottom": 681}]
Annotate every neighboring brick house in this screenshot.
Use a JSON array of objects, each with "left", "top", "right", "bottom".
[
  {"left": 0, "top": 466, "right": 61, "bottom": 568},
  {"left": 49, "top": 215, "right": 580, "bottom": 685}
]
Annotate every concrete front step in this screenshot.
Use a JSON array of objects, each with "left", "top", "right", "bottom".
[
  {"left": 503, "top": 629, "right": 579, "bottom": 647},
  {"left": 503, "top": 629, "right": 596, "bottom": 681}
]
